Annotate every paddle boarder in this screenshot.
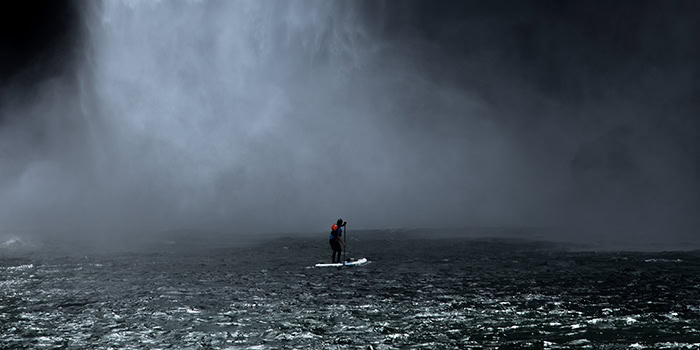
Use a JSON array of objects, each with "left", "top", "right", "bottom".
[{"left": 329, "top": 218, "right": 347, "bottom": 263}]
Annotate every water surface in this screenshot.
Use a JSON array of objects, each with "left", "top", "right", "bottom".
[{"left": 1, "top": 231, "right": 699, "bottom": 349}]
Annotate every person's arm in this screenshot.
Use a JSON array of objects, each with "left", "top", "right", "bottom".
[{"left": 341, "top": 221, "right": 348, "bottom": 227}]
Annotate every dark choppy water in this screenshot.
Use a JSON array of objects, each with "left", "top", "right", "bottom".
[{"left": 2, "top": 231, "right": 700, "bottom": 349}]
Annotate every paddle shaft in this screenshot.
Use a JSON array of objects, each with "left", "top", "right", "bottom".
[{"left": 344, "top": 224, "right": 347, "bottom": 262}]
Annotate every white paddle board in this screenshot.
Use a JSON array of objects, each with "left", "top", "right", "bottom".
[{"left": 315, "top": 258, "right": 368, "bottom": 268}]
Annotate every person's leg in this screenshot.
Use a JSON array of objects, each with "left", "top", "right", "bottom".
[
  {"left": 335, "top": 243, "right": 342, "bottom": 262},
  {"left": 330, "top": 240, "right": 335, "bottom": 262},
  {"left": 330, "top": 240, "right": 341, "bottom": 263}
]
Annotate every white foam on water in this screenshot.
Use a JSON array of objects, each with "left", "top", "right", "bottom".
[
  {"left": 6, "top": 264, "right": 34, "bottom": 271},
  {"left": 644, "top": 259, "right": 683, "bottom": 263}
]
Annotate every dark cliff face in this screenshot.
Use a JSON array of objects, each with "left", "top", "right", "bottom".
[
  {"left": 360, "top": 1, "right": 700, "bottom": 95},
  {"left": 364, "top": 0, "right": 700, "bottom": 231},
  {"left": 0, "top": 1, "right": 82, "bottom": 101},
  {"left": 360, "top": 0, "right": 700, "bottom": 165},
  {"left": 0, "top": 0, "right": 88, "bottom": 188}
]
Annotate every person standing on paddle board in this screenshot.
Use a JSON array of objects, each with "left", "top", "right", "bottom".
[{"left": 329, "top": 218, "right": 347, "bottom": 263}]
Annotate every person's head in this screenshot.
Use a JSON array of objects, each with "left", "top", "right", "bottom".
[{"left": 336, "top": 218, "right": 343, "bottom": 226}]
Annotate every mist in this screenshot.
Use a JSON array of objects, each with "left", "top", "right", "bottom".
[{"left": 0, "top": 0, "right": 698, "bottom": 244}]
